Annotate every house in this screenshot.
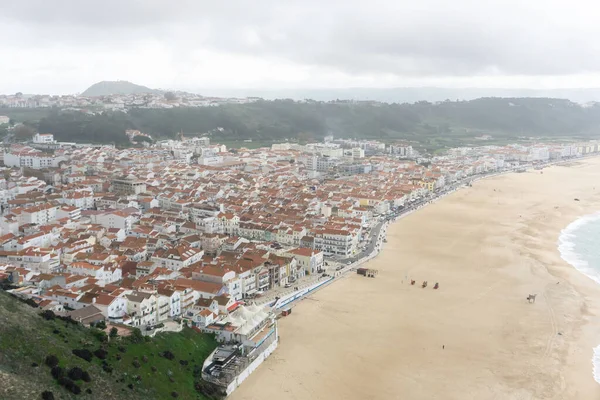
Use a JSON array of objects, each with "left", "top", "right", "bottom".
[
  {"left": 151, "top": 246, "right": 203, "bottom": 271},
  {"left": 136, "top": 261, "right": 157, "bottom": 278},
  {"left": 93, "top": 294, "right": 128, "bottom": 322},
  {"left": 191, "top": 264, "right": 242, "bottom": 300},
  {"left": 217, "top": 212, "right": 239, "bottom": 235},
  {"left": 66, "top": 305, "right": 105, "bottom": 326},
  {"left": 93, "top": 208, "right": 140, "bottom": 231},
  {"left": 157, "top": 287, "right": 181, "bottom": 318},
  {"left": 15, "top": 203, "right": 58, "bottom": 227},
  {"left": 184, "top": 298, "right": 219, "bottom": 327},
  {"left": 284, "top": 248, "right": 324, "bottom": 276},
  {"left": 45, "top": 288, "right": 82, "bottom": 309},
  {"left": 194, "top": 309, "right": 217, "bottom": 327},
  {"left": 173, "top": 278, "right": 227, "bottom": 301},
  {"left": 56, "top": 205, "right": 81, "bottom": 221},
  {"left": 31, "top": 273, "right": 66, "bottom": 289},
  {"left": 125, "top": 291, "right": 158, "bottom": 327},
  {"left": 213, "top": 294, "right": 238, "bottom": 314}
]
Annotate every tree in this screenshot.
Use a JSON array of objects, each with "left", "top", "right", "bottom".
[
  {"left": 132, "top": 135, "right": 153, "bottom": 144},
  {"left": 164, "top": 92, "right": 177, "bottom": 101},
  {"left": 129, "top": 328, "right": 144, "bottom": 344},
  {"left": 90, "top": 328, "right": 107, "bottom": 343},
  {"left": 109, "top": 327, "right": 118, "bottom": 339},
  {"left": 13, "top": 124, "right": 35, "bottom": 140}
]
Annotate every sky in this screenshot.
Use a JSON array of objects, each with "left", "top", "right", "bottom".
[{"left": 2, "top": 0, "right": 600, "bottom": 94}]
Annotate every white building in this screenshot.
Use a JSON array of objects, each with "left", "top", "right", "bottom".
[
  {"left": 111, "top": 175, "right": 147, "bottom": 194},
  {"left": 33, "top": 133, "right": 55, "bottom": 144},
  {"left": 94, "top": 209, "right": 139, "bottom": 231},
  {"left": 126, "top": 292, "right": 158, "bottom": 327},
  {"left": 158, "top": 287, "right": 182, "bottom": 318},
  {"left": 4, "top": 148, "right": 63, "bottom": 169},
  {"left": 313, "top": 228, "right": 357, "bottom": 257},
  {"left": 284, "top": 248, "right": 324, "bottom": 275},
  {"left": 389, "top": 144, "right": 414, "bottom": 158},
  {"left": 14, "top": 203, "right": 58, "bottom": 227}
]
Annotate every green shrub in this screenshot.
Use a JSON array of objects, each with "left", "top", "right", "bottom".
[
  {"left": 44, "top": 355, "right": 59, "bottom": 368},
  {"left": 72, "top": 349, "right": 93, "bottom": 362},
  {"left": 67, "top": 366, "right": 83, "bottom": 381},
  {"left": 41, "top": 391, "right": 54, "bottom": 400},
  {"left": 50, "top": 366, "right": 63, "bottom": 380},
  {"left": 94, "top": 348, "right": 108, "bottom": 359},
  {"left": 109, "top": 327, "right": 118, "bottom": 339}
]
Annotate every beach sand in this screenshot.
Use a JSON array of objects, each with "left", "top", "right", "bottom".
[{"left": 231, "top": 158, "right": 600, "bottom": 400}]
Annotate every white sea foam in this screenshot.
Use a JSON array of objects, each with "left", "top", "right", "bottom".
[
  {"left": 558, "top": 212, "right": 600, "bottom": 284},
  {"left": 594, "top": 345, "right": 600, "bottom": 384},
  {"left": 558, "top": 212, "right": 600, "bottom": 385}
]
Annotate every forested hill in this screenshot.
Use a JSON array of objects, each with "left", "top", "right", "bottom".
[{"left": 4, "top": 97, "right": 600, "bottom": 149}]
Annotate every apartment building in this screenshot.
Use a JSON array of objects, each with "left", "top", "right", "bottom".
[{"left": 313, "top": 228, "right": 356, "bottom": 257}]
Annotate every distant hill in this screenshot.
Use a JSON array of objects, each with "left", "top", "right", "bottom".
[
  {"left": 201, "top": 87, "right": 600, "bottom": 104},
  {"left": 81, "top": 81, "right": 159, "bottom": 97}
]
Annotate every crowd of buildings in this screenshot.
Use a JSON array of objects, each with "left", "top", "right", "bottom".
[
  {"left": 0, "top": 92, "right": 259, "bottom": 111},
  {"left": 0, "top": 135, "right": 598, "bottom": 333}
]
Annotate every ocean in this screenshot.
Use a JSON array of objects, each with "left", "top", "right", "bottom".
[{"left": 558, "top": 212, "right": 600, "bottom": 384}]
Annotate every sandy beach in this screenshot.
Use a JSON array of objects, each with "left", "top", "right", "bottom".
[{"left": 231, "top": 158, "right": 600, "bottom": 400}]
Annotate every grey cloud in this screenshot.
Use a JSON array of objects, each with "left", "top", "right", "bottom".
[{"left": 1, "top": 0, "right": 600, "bottom": 83}]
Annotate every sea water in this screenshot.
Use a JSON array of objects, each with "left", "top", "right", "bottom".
[{"left": 558, "top": 212, "right": 600, "bottom": 384}]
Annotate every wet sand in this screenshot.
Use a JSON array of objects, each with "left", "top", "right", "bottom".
[{"left": 231, "top": 158, "right": 600, "bottom": 400}]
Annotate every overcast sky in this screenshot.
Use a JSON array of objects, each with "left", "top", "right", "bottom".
[{"left": 2, "top": 0, "right": 600, "bottom": 94}]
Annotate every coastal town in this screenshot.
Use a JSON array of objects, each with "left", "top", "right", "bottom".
[
  {"left": 0, "top": 129, "right": 598, "bottom": 395},
  {"left": 0, "top": 92, "right": 260, "bottom": 111}
]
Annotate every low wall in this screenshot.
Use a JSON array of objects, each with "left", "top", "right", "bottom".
[
  {"left": 225, "top": 334, "right": 279, "bottom": 395},
  {"left": 271, "top": 276, "right": 334, "bottom": 310}
]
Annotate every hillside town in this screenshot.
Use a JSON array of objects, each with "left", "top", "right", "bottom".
[
  {"left": 0, "top": 92, "right": 259, "bottom": 111},
  {"left": 0, "top": 133, "right": 598, "bottom": 394}
]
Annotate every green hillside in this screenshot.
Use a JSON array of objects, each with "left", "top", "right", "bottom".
[
  {"left": 81, "top": 81, "right": 159, "bottom": 97},
  {"left": 0, "top": 290, "right": 219, "bottom": 400},
  {"left": 2, "top": 97, "right": 600, "bottom": 150}
]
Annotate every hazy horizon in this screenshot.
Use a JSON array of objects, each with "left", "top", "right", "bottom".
[{"left": 9, "top": 84, "right": 600, "bottom": 105}]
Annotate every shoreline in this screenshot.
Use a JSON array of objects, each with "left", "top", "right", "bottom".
[
  {"left": 558, "top": 211, "right": 600, "bottom": 386},
  {"left": 232, "top": 157, "right": 600, "bottom": 400},
  {"left": 269, "top": 156, "right": 598, "bottom": 314}
]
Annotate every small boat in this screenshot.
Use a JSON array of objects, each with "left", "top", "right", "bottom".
[{"left": 434, "top": 283, "right": 439, "bottom": 290}]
